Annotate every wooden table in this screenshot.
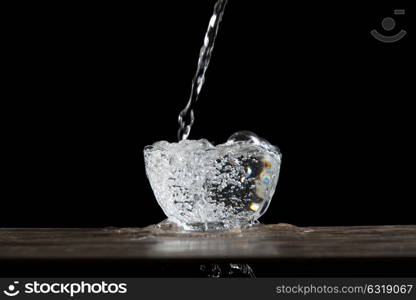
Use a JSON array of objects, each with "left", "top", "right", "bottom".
[{"left": 1, "top": 224, "right": 416, "bottom": 276}]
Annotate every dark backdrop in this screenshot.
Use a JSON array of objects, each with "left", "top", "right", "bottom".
[{"left": 2, "top": 1, "right": 414, "bottom": 227}]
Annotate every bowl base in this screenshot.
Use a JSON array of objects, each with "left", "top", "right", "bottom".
[{"left": 182, "top": 222, "right": 229, "bottom": 231}]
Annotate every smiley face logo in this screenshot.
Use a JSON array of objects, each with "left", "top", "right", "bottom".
[
  {"left": 371, "top": 9, "right": 406, "bottom": 43},
  {"left": 3, "top": 281, "right": 20, "bottom": 297}
]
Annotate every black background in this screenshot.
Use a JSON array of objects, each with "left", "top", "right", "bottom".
[{"left": 2, "top": 1, "right": 414, "bottom": 227}]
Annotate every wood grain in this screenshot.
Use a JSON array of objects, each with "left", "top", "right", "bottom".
[{"left": 1, "top": 224, "right": 415, "bottom": 261}]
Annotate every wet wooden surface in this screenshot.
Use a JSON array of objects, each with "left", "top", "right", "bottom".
[{"left": 1, "top": 224, "right": 416, "bottom": 261}]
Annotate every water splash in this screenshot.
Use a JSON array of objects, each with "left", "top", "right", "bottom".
[
  {"left": 200, "top": 263, "right": 256, "bottom": 278},
  {"left": 177, "top": 0, "right": 228, "bottom": 141}
]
